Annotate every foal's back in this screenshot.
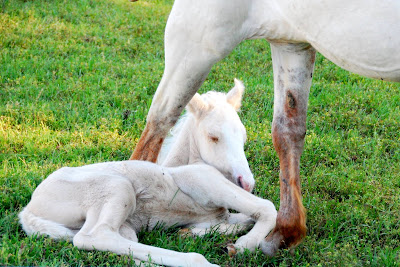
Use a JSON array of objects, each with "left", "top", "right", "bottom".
[{"left": 23, "top": 161, "right": 226, "bottom": 233}]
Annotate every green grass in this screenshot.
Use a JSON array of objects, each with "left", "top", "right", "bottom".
[{"left": 1, "top": 0, "right": 399, "bottom": 265}]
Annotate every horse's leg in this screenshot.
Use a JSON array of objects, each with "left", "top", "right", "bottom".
[
  {"left": 261, "top": 43, "right": 316, "bottom": 256},
  {"left": 130, "top": 1, "right": 246, "bottom": 161}
]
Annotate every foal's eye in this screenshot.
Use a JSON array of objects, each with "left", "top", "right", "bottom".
[{"left": 209, "top": 135, "right": 219, "bottom": 143}]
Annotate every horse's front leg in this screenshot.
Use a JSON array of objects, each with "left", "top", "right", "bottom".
[
  {"left": 130, "top": 0, "right": 246, "bottom": 161},
  {"left": 261, "top": 43, "right": 316, "bottom": 256}
]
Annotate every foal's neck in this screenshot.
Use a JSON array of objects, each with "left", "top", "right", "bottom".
[{"left": 162, "top": 116, "right": 200, "bottom": 167}]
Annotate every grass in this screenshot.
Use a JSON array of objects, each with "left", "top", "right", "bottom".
[{"left": 1, "top": 0, "right": 399, "bottom": 265}]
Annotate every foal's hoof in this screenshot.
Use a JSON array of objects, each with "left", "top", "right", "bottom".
[
  {"left": 178, "top": 228, "right": 193, "bottom": 238},
  {"left": 226, "top": 244, "right": 237, "bottom": 257}
]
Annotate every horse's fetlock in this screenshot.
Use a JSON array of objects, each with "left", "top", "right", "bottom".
[{"left": 275, "top": 217, "right": 306, "bottom": 248}]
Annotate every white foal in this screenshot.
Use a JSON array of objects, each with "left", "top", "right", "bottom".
[
  {"left": 19, "top": 161, "right": 276, "bottom": 266},
  {"left": 19, "top": 81, "right": 276, "bottom": 266},
  {"left": 158, "top": 78, "right": 254, "bottom": 192},
  {"left": 156, "top": 79, "right": 257, "bottom": 237}
]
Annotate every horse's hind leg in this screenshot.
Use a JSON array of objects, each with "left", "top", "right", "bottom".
[
  {"left": 130, "top": 0, "right": 248, "bottom": 161},
  {"left": 260, "top": 43, "right": 316, "bottom": 256}
]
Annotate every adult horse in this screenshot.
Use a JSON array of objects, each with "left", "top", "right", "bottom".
[{"left": 130, "top": 0, "right": 400, "bottom": 256}]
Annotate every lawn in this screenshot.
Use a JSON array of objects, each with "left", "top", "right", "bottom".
[{"left": 1, "top": 0, "right": 399, "bottom": 266}]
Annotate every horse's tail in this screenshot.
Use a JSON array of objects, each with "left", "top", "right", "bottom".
[{"left": 18, "top": 207, "right": 75, "bottom": 240}]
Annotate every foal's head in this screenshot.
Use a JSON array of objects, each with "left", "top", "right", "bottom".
[{"left": 187, "top": 79, "right": 255, "bottom": 192}]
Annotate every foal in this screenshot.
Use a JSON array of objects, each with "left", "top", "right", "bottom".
[
  {"left": 19, "top": 81, "right": 277, "bottom": 266},
  {"left": 158, "top": 78, "right": 255, "bottom": 192}
]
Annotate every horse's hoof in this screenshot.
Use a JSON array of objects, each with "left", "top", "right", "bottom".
[
  {"left": 260, "top": 231, "right": 282, "bottom": 257},
  {"left": 260, "top": 239, "right": 279, "bottom": 257},
  {"left": 226, "top": 244, "right": 237, "bottom": 257},
  {"left": 178, "top": 228, "right": 193, "bottom": 238}
]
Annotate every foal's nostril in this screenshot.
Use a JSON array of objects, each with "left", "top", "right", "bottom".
[
  {"left": 238, "top": 175, "right": 252, "bottom": 192},
  {"left": 237, "top": 175, "right": 244, "bottom": 189}
]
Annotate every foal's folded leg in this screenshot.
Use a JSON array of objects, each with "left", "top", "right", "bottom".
[
  {"left": 173, "top": 166, "right": 277, "bottom": 253},
  {"left": 185, "top": 213, "right": 254, "bottom": 237},
  {"left": 119, "top": 222, "right": 138, "bottom": 242},
  {"left": 227, "top": 213, "right": 254, "bottom": 225},
  {"left": 188, "top": 223, "right": 251, "bottom": 237},
  {"left": 73, "top": 188, "right": 218, "bottom": 267}
]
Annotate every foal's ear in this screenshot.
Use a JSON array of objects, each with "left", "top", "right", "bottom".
[
  {"left": 187, "top": 93, "right": 208, "bottom": 117},
  {"left": 227, "top": 78, "right": 245, "bottom": 111}
]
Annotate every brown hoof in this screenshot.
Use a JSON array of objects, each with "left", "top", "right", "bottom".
[
  {"left": 260, "top": 230, "right": 283, "bottom": 257},
  {"left": 178, "top": 228, "right": 193, "bottom": 238},
  {"left": 260, "top": 225, "right": 305, "bottom": 256},
  {"left": 226, "top": 244, "right": 237, "bottom": 258}
]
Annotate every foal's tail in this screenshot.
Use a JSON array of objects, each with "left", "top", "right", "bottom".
[{"left": 18, "top": 207, "right": 75, "bottom": 240}]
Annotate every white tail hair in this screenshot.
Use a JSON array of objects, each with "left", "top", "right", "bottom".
[{"left": 19, "top": 207, "right": 75, "bottom": 240}]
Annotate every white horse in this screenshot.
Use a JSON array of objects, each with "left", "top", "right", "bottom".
[
  {"left": 19, "top": 81, "right": 276, "bottom": 266},
  {"left": 130, "top": 0, "right": 400, "bottom": 256}
]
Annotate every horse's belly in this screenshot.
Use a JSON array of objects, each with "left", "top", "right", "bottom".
[{"left": 277, "top": 0, "right": 400, "bottom": 81}]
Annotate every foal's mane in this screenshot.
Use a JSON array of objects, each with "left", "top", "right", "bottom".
[
  {"left": 157, "top": 112, "right": 189, "bottom": 164},
  {"left": 166, "top": 112, "right": 189, "bottom": 148}
]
